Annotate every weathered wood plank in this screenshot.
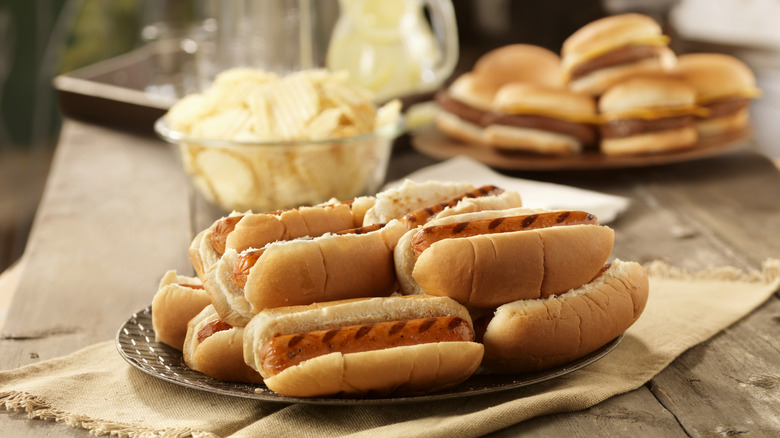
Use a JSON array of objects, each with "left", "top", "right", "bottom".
[
  {"left": 1, "top": 121, "right": 192, "bottom": 350},
  {"left": 488, "top": 386, "right": 689, "bottom": 437}
]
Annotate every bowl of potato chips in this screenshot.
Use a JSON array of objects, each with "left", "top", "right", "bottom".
[{"left": 155, "top": 68, "right": 404, "bottom": 213}]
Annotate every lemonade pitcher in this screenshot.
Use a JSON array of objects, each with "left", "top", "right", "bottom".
[{"left": 326, "top": 0, "right": 458, "bottom": 102}]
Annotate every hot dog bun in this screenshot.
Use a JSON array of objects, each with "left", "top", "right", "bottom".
[
  {"left": 151, "top": 270, "right": 211, "bottom": 350},
  {"left": 189, "top": 198, "right": 375, "bottom": 280},
  {"left": 364, "top": 180, "right": 523, "bottom": 228},
  {"left": 182, "top": 305, "right": 264, "bottom": 383},
  {"left": 205, "top": 219, "right": 407, "bottom": 326},
  {"left": 243, "top": 295, "right": 484, "bottom": 397},
  {"left": 395, "top": 208, "right": 614, "bottom": 307},
  {"left": 482, "top": 259, "right": 649, "bottom": 373}
]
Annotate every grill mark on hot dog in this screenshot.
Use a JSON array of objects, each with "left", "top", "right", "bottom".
[
  {"left": 521, "top": 215, "right": 538, "bottom": 228},
  {"left": 196, "top": 319, "right": 232, "bottom": 343},
  {"left": 488, "top": 218, "right": 504, "bottom": 229},
  {"left": 411, "top": 210, "right": 598, "bottom": 257},
  {"left": 418, "top": 318, "right": 437, "bottom": 333},
  {"left": 258, "top": 316, "right": 473, "bottom": 376},
  {"left": 401, "top": 185, "right": 504, "bottom": 227}
]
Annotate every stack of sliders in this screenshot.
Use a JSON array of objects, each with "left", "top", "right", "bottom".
[
  {"left": 435, "top": 44, "right": 600, "bottom": 155},
  {"left": 151, "top": 180, "right": 526, "bottom": 395},
  {"left": 434, "top": 12, "right": 759, "bottom": 157}
]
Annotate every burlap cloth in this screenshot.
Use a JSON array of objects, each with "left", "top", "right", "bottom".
[{"left": 2, "top": 259, "right": 779, "bottom": 438}]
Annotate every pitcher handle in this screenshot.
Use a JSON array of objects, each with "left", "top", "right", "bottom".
[{"left": 422, "top": 0, "right": 459, "bottom": 89}]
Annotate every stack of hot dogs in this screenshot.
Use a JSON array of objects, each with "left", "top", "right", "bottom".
[{"left": 151, "top": 180, "right": 649, "bottom": 397}]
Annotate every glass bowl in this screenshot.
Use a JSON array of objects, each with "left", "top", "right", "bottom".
[{"left": 155, "top": 116, "right": 405, "bottom": 212}]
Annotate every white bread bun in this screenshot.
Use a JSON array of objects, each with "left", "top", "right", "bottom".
[
  {"left": 204, "top": 249, "right": 257, "bottom": 327},
  {"left": 599, "top": 76, "right": 697, "bottom": 114},
  {"left": 243, "top": 295, "right": 483, "bottom": 397},
  {"left": 151, "top": 270, "right": 211, "bottom": 350},
  {"left": 434, "top": 110, "right": 487, "bottom": 145},
  {"left": 671, "top": 53, "right": 759, "bottom": 137},
  {"left": 182, "top": 305, "right": 263, "bottom": 383},
  {"left": 188, "top": 227, "right": 221, "bottom": 281},
  {"left": 446, "top": 73, "right": 498, "bottom": 112},
  {"left": 395, "top": 208, "right": 614, "bottom": 308},
  {"left": 244, "top": 219, "right": 406, "bottom": 307},
  {"left": 671, "top": 53, "right": 759, "bottom": 104},
  {"left": 205, "top": 219, "right": 407, "bottom": 327},
  {"left": 473, "top": 44, "right": 563, "bottom": 89},
  {"left": 482, "top": 259, "right": 649, "bottom": 374},
  {"left": 600, "top": 127, "right": 698, "bottom": 156},
  {"left": 695, "top": 108, "right": 750, "bottom": 137},
  {"left": 482, "top": 125, "right": 584, "bottom": 155}
]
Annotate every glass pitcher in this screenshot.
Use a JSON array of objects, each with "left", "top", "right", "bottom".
[{"left": 325, "top": 0, "right": 459, "bottom": 102}]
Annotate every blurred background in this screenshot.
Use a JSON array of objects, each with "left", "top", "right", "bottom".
[{"left": 2, "top": 0, "right": 780, "bottom": 274}]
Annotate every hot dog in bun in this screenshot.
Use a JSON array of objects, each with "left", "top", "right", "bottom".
[
  {"left": 482, "top": 259, "right": 649, "bottom": 373},
  {"left": 182, "top": 305, "right": 264, "bottom": 383},
  {"left": 242, "top": 295, "right": 484, "bottom": 397},
  {"left": 189, "top": 197, "right": 375, "bottom": 280},
  {"left": 151, "top": 270, "right": 211, "bottom": 350},
  {"left": 395, "top": 207, "right": 614, "bottom": 308}
]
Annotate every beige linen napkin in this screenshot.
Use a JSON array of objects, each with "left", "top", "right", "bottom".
[{"left": 2, "top": 259, "right": 779, "bottom": 438}]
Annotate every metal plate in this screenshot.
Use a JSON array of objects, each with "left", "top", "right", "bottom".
[{"left": 116, "top": 306, "right": 623, "bottom": 405}]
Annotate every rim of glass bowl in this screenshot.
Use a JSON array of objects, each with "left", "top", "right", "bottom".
[{"left": 154, "top": 115, "right": 406, "bottom": 149}]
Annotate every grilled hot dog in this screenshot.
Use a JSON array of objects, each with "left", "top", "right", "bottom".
[
  {"left": 243, "top": 295, "right": 484, "bottom": 397},
  {"left": 395, "top": 207, "right": 614, "bottom": 308}
]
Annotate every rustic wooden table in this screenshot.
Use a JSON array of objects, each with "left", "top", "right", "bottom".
[{"left": 1, "top": 119, "right": 779, "bottom": 436}]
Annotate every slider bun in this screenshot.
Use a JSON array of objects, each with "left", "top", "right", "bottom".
[
  {"left": 695, "top": 108, "right": 750, "bottom": 137},
  {"left": 473, "top": 44, "right": 563, "bottom": 89},
  {"left": 599, "top": 76, "right": 696, "bottom": 114},
  {"left": 396, "top": 209, "right": 615, "bottom": 308},
  {"left": 493, "top": 83, "right": 597, "bottom": 116},
  {"left": 151, "top": 270, "right": 211, "bottom": 350},
  {"left": 562, "top": 13, "right": 665, "bottom": 65},
  {"left": 434, "top": 110, "right": 487, "bottom": 145},
  {"left": 672, "top": 53, "right": 758, "bottom": 103},
  {"left": 182, "top": 305, "right": 264, "bottom": 383},
  {"left": 244, "top": 296, "right": 483, "bottom": 397},
  {"left": 482, "top": 125, "right": 584, "bottom": 155},
  {"left": 600, "top": 127, "right": 698, "bottom": 156},
  {"left": 263, "top": 341, "right": 483, "bottom": 397},
  {"left": 447, "top": 73, "right": 498, "bottom": 111},
  {"left": 482, "top": 259, "right": 649, "bottom": 374}
]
